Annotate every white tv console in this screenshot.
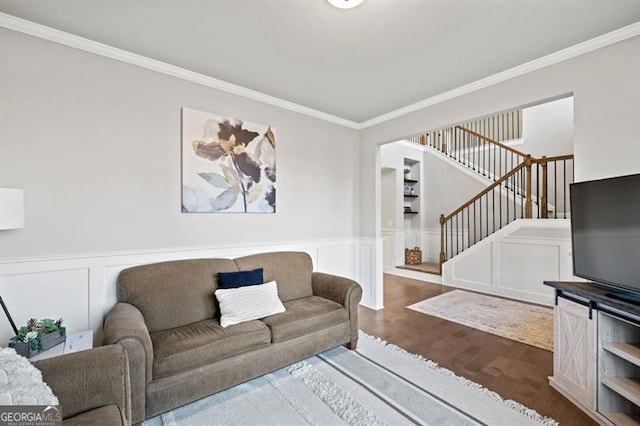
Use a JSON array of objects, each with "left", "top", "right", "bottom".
[{"left": 545, "top": 281, "right": 640, "bottom": 425}]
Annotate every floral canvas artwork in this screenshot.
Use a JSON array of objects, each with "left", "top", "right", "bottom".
[{"left": 182, "top": 108, "right": 276, "bottom": 213}]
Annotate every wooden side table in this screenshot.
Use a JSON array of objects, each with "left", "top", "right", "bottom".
[{"left": 30, "top": 330, "right": 93, "bottom": 362}]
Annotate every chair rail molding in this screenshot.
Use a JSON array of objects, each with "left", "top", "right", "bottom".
[{"left": 0, "top": 237, "right": 373, "bottom": 345}]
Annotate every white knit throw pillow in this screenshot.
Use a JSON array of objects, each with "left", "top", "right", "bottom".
[{"left": 215, "top": 280, "right": 286, "bottom": 327}]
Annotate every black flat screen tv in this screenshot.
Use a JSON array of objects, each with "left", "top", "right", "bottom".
[{"left": 570, "top": 173, "right": 640, "bottom": 301}]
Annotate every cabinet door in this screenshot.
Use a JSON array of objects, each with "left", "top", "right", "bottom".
[{"left": 554, "top": 297, "right": 597, "bottom": 409}]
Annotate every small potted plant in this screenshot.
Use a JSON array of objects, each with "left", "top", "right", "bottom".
[{"left": 9, "top": 317, "right": 66, "bottom": 358}]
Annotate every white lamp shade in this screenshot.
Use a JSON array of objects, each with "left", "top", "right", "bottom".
[{"left": 0, "top": 188, "right": 25, "bottom": 229}]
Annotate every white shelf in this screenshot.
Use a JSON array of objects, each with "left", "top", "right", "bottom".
[
  {"left": 604, "top": 342, "right": 640, "bottom": 368},
  {"left": 599, "top": 312, "right": 640, "bottom": 424},
  {"left": 602, "top": 376, "right": 640, "bottom": 407},
  {"left": 604, "top": 412, "right": 640, "bottom": 426}
]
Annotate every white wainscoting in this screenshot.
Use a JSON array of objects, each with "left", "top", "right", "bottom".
[
  {"left": 0, "top": 238, "right": 376, "bottom": 346},
  {"left": 358, "top": 237, "right": 383, "bottom": 310},
  {"left": 382, "top": 228, "right": 439, "bottom": 271},
  {"left": 381, "top": 229, "right": 407, "bottom": 269},
  {"left": 381, "top": 230, "right": 396, "bottom": 269},
  {"left": 419, "top": 228, "right": 441, "bottom": 264},
  {"left": 382, "top": 228, "right": 452, "bottom": 273},
  {"left": 442, "top": 219, "right": 572, "bottom": 306}
]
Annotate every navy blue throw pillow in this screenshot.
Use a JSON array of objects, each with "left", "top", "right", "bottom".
[{"left": 217, "top": 268, "right": 264, "bottom": 289}]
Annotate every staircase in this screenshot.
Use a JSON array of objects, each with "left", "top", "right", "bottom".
[{"left": 407, "top": 111, "right": 574, "bottom": 273}]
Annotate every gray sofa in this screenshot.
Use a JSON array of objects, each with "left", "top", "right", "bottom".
[
  {"left": 33, "top": 345, "right": 131, "bottom": 425},
  {"left": 103, "top": 251, "right": 362, "bottom": 424}
]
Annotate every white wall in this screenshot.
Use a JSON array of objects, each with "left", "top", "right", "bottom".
[
  {"left": 380, "top": 141, "right": 489, "bottom": 267},
  {"left": 380, "top": 168, "right": 396, "bottom": 230},
  {"left": 380, "top": 142, "right": 423, "bottom": 229},
  {"left": 442, "top": 220, "right": 573, "bottom": 306},
  {"left": 0, "top": 239, "right": 361, "bottom": 346},
  {"left": 0, "top": 28, "right": 360, "bottom": 260},
  {"left": 520, "top": 96, "right": 574, "bottom": 157},
  {"left": 360, "top": 36, "right": 640, "bottom": 304},
  {"left": 422, "top": 147, "right": 487, "bottom": 228},
  {"left": 1, "top": 27, "right": 638, "bottom": 320},
  {"left": 380, "top": 142, "right": 422, "bottom": 267},
  {"left": 0, "top": 28, "right": 380, "bottom": 340}
]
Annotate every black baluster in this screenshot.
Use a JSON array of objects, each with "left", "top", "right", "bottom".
[
  {"left": 468, "top": 205, "right": 471, "bottom": 246},
  {"left": 485, "top": 193, "right": 489, "bottom": 238},
  {"left": 492, "top": 189, "right": 496, "bottom": 234},
  {"left": 473, "top": 200, "right": 476, "bottom": 241}
]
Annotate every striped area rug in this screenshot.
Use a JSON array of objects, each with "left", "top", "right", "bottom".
[{"left": 144, "top": 332, "right": 557, "bottom": 426}]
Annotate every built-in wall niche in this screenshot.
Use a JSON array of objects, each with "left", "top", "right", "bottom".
[
  {"left": 403, "top": 159, "right": 420, "bottom": 218},
  {"left": 403, "top": 157, "right": 421, "bottom": 268}
]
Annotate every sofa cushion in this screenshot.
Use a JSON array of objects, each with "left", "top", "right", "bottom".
[
  {"left": 64, "top": 405, "right": 126, "bottom": 426},
  {"left": 118, "top": 259, "right": 239, "bottom": 332},
  {"left": 216, "top": 281, "right": 286, "bottom": 327},
  {"left": 234, "top": 252, "right": 313, "bottom": 302},
  {"left": 217, "top": 268, "right": 264, "bottom": 289},
  {"left": 261, "top": 296, "right": 348, "bottom": 343},
  {"left": 150, "top": 319, "right": 270, "bottom": 378}
]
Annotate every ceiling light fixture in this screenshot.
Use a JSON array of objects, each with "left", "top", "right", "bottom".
[{"left": 327, "top": 0, "right": 364, "bottom": 10}]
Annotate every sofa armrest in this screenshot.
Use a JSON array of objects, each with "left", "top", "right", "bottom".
[
  {"left": 103, "top": 302, "right": 153, "bottom": 424},
  {"left": 33, "top": 345, "right": 131, "bottom": 424},
  {"left": 311, "top": 272, "right": 362, "bottom": 347}
]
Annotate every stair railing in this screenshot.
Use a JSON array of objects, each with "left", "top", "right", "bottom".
[
  {"left": 459, "top": 109, "right": 522, "bottom": 142},
  {"left": 409, "top": 125, "right": 529, "bottom": 183},
  {"left": 439, "top": 161, "right": 527, "bottom": 267},
  {"left": 451, "top": 126, "right": 528, "bottom": 181},
  {"left": 439, "top": 154, "right": 574, "bottom": 271},
  {"left": 530, "top": 154, "right": 574, "bottom": 219}
]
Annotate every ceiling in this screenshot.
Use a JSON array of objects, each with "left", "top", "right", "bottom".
[{"left": 1, "top": 0, "right": 639, "bottom": 124}]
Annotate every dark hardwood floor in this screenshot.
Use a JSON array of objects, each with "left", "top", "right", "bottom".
[{"left": 358, "top": 274, "right": 596, "bottom": 426}]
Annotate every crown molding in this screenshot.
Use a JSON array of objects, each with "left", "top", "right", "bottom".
[
  {"left": 359, "top": 21, "right": 640, "bottom": 129},
  {"left": 1, "top": 12, "right": 638, "bottom": 131},
  {"left": 0, "top": 12, "right": 361, "bottom": 130}
]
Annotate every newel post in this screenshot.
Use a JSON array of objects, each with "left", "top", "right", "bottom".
[
  {"left": 439, "top": 214, "right": 446, "bottom": 274},
  {"left": 525, "top": 155, "right": 533, "bottom": 218},
  {"left": 540, "top": 156, "right": 548, "bottom": 219},
  {"left": 419, "top": 134, "right": 426, "bottom": 146}
]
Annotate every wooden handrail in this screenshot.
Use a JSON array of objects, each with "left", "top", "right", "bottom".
[
  {"left": 531, "top": 154, "right": 574, "bottom": 163},
  {"left": 439, "top": 153, "right": 574, "bottom": 266},
  {"left": 441, "top": 159, "right": 528, "bottom": 222},
  {"left": 440, "top": 154, "right": 573, "bottom": 223},
  {"left": 455, "top": 126, "right": 529, "bottom": 158}
]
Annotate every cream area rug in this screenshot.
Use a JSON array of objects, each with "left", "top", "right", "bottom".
[
  {"left": 144, "top": 332, "right": 557, "bottom": 426},
  {"left": 408, "top": 290, "right": 554, "bottom": 351}
]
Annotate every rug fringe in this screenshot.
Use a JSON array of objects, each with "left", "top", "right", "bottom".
[
  {"left": 358, "top": 331, "right": 559, "bottom": 426},
  {"left": 287, "top": 361, "right": 386, "bottom": 426}
]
